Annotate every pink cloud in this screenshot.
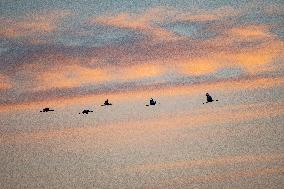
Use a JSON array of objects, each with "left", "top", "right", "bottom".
[
  {"left": 0, "top": 74, "right": 11, "bottom": 90},
  {"left": 89, "top": 6, "right": 241, "bottom": 42},
  {"left": 229, "top": 25, "right": 274, "bottom": 39},
  {"left": 126, "top": 153, "right": 284, "bottom": 172},
  {"left": 0, "top": 10, "right": 71, "bottom": 39},
  {"left": 89, "top": 7, "right": 184, "bottom": 41},
  {"left": 35, "top": 64, "right": 109, "bottom": 90},
  {"left": 174, "top": 6, "right": 240, "bottom": 22}
]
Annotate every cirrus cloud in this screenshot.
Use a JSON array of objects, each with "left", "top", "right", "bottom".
[
  {"left": 0, "top": 74, "right": 11, "bottom": 90},
  {"left": 0, "top": 10, "right": 72, "bottom": 42}
]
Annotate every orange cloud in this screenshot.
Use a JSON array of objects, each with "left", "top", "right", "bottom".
[
  {"left": 0, "top": 75, "right": 283, "bottom": 112},
  {"left": 230, "top": 25, "right": 273, "bottom": 39},
  {"left": 90, "top": 7, "right": 183, "bottom": 41},
  {"left": 0, "top": 10, "right": 71, "bottom": 39},
  {"left": 178, "top": 57, "right": 222, "bottom": 75},
  {"left": 0, "top": 74, "right": 11, "bottom": 90},
  {"left": 90, "top": 6, "right": 241, "bottom": 41},
  {"left": 23, "top": 61, "right": 164, "bottom": 92},
  {"left": 176, "top": 44, "right": 280, "bottom": 75},
  {"left": 116, "top": 63, "right": 163, "bottom": 80},
  {"left": 223, "top": 25, "right": 282, "bottom": 73},
  {"left": 93, "top": 16, "right": 281, "bottom": 77},
  {"left": 175, "top": 6, "right": 239, "bottom": 22},
  {"left": 12, "top": 47, "right": 167, "bottom": 92},
  {"left": 157, "top": 167, "right": 284, "bottom": 188},
  {"left": 175, "top": 23, "right": 283, "bottom": 75},
  {"left": 228, "top": 39, "right": 283, "bottom": 73},
  {"left": 35, "top": 64, "right": 109, "bottom": 90},
  {"left": 27, "top": 59, "right": 164, "bottom": 91},
  {"left": 126, "top": 153, "right": 284, "bottom": 172}
]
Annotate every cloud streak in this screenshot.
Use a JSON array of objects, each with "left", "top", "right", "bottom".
[
  {"left": 0, "top": 74, "right": 283, "bottom": 112},
  {"left": 90, "top": 7, "right": 184, "bottom": 41},
  {"left": 89, "top": 5, "right": 243, "bottom": 42},
  {"left": 0, "top": 3, "right": 283, "bottom": 110},
  {"left": 126, "top": 153, "right": 284, "bottom": 172},
  {"left": 0, "top": 74, "right": 11, "bottom": 90},
  {"left": 0, "top": 10, "right": 71, "bottom": 42}
]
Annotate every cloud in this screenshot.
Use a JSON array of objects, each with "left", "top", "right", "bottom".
[
  {"left": 174, "top": 6, "right": 240, "bottom": 22},
  {"left": 0, "top": 5, "right": 282, "bottom": 108},
  {"left": 2, "top": 21, "right": 282, "bottom": 96},
  {"left": 0, "top": 74, "right": 11, "bottom": 90},
  {"left": 34, "top": 65, "right": 109, "bottom": 90},
  {"left": 229, "top": 25, "right": 273, "bottom": 39},
  {"left": 34, "top": 63, "right": 163, "bottom": 91},
  {"left": 14, "top": 57, "right": 165, "bottom": 92},
  {"left": 0, "top": 74, "right": 283, "bottom": 112},
  {"left": 126, "top": 153, "right": 284, "bottom": 172},
  {"left": 231, "top": 40, "right": 283, "bottom": 73},
  {"left": 264, "top": 4, "right": 284, "bottom": 15},
  {"left": 115, "top": 63, "right": 164, "bottom": 81},
  {"left": 182, "top": 22, "right": 282, "bottom": 74},
  {"left": 178, "top": 57, "right": 222, "bottom": 76},
  {"left": 88, "top": 5, "right": 245, "bottom": 42},
  {"left": 0, "top": 10, "right": 71, "bottom": 40},
  {"left": 176, "top": 37, "right": 283, "bottom": 75},
  {"left": 89, "top": 7, "right": 184, "bottom": 41}
]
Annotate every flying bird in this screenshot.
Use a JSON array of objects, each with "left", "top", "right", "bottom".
[
  {"left": 79, "top": 110, "right": 94, "bottom": 114},
  {"left": 101, "top": 99, "right": 112, "bottom": 106},
  {"left": 146, "top": 98, "right": 157, "bottom": 106},
  {"left": 203, "top": 93, "right": 219, "bottom": 104},
  {"left": 40, "top": 108, "right": 54, "bottom": 112}
]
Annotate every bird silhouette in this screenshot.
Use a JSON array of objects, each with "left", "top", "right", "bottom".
[
  {"left": 40, "top": 108, "right": 54, "bottom": 112},
  {"left": 79, "top": 110, "right": 93, "bottom": 114}
]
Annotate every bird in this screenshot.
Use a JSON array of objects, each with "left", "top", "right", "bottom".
[
  {"left": 40, "top": 108, "right": 54, "bottom": 112},
  {"left": 146, "top": 98, "right": 157, "bottom": 106},
  {"left": 79, "top": 110, "right": 93, "bottom": 114},
  {"left": 203, "top": 93, "right": 219, "bottom": 104},
  {"left": 101, "top": 99, "right": 112, "bottom": 106}
]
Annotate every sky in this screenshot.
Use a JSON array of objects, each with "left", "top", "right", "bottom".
[
  {"left": 0, "top": 0, "right": 283, "bottom": 111},
  {"left": 0, "top": 1, "right": 284, "bottom": 188}
]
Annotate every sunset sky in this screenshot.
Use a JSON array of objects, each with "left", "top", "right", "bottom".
[
  {"left": 0, "top": 0, "right": 283, "bottom": 110},
  {"left": 0, "top": 0, "right": 284, "bottom": 188}
]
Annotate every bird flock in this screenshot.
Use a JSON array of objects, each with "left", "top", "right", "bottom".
[{"left": 40, "top": 93, "right": 218, "bottom": 114}]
